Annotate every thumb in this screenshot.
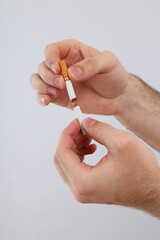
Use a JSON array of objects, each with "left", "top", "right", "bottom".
[
  {"left": 82, "top": 118, "right": 117, "bottom": 150},
  {"left": 68, "top": 51, "right": 118, "bottom": 81}
]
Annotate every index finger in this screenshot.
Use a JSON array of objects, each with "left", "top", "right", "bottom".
[
  {"left": 55, "top": 119, "right": 90, "bottom": 181},
  {"left": 44, "top": 39, "right": 78, "bottom": 74}
]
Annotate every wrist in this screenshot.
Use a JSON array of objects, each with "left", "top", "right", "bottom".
[
  {"left": 132, "top": 166, "right": 160, "bottom": 218},
  {"left": 115, "top": 74, "right": 141, "bottom": 118},
  {"left": 115, "top": 73, "right": 160, "bottom": 119},
  {"left": 141, "top": 168, "right": 160, "bottom": 217},
  {"left": 114, "top": 74, "right": 160, "bottom": 151}
]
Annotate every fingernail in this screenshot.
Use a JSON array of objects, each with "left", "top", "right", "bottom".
[
  {"left": 51, "top": 62, "right": 57, "bottom": 74},
  {"left": 48, "top": 87, "right": 56, "bottom": 95},
  {"left": 54, "top": 77, "right": 62, "bottom": 88},
  {"left": 83, "top": 118, "right": 96, "bottom": 128},
  {"left": 40, "top": 97, "right": 45, "bottom": 105},
  {"left": 69, "top": 66, "right": 83, "bottom": 79}
]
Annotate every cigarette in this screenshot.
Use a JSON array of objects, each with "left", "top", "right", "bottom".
[
  {"left": 73, "top": 105, "right": 86, "bottom": 135},
  {"left": 59, "top": 60, "right": 77, "bottom": 102},
  {"left": 59, "top": 60, "right": 86, "bottom": 135}
]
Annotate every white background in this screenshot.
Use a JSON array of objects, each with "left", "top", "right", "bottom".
[{"left": 0, "top": 0, "right": 160, "bottom": 239}]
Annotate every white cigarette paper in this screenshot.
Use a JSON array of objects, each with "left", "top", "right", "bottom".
[
  {"left": 73, "top": 106, "right": 86, "bottom": 135},
  {"left": 66, "top": 80, "right": 76, "bottom": 101}
]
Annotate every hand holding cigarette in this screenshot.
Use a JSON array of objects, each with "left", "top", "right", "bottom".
[
  {"left": 30, "top": 39, "right": 129, "bottom": 117},
  {"left": 54, "top": 118, "right": 160, "bottom": 217}
]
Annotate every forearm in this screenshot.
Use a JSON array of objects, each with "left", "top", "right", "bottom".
[{"left": 116, "top": 74, "right": 160, "bottom": 151}]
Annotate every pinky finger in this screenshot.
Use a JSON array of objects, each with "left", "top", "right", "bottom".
[
  {"left": 36, "top": 93, "right": 52, "bottom": 106},
  {"left": 78, "top": 144, "right": 97, "bottom": 156}
]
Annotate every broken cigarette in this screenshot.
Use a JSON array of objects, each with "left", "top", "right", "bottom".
[{"left": 59, "top": 60, "right": 86, "bottom": 135}]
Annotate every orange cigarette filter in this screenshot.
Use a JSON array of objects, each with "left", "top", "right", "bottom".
[{"left": 59, "top": 60, "right": 69, "bottom": 81}]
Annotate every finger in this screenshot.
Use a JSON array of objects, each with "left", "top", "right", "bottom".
[
  {"left": 77, "top": 137, "right": 92, "bottom": 150},
  {"left": 74, "top": 131, "right": 88, "bottom": 145},
  {"left": 82, "top": 118, "right": 118, "bottom": 150},
  {"left": 44, "top": 40, "right": 79, "bottom": 74},
  {"left": 78, "top": 144, "right": 97, "bottom": 156},
  {"left": 38, "top": 62, "right": 65, "bottom": 89},
  {"left": 58, "top": 119, "right": 81, "bottom": 151},
  {"left": 30, "top": 73, "right": 61, "bottom": 97},
  {"left": 68, "top": 51, "right": 118, "bottom": 82},
  {"left": 36, "top": 93, "right": 51, "bottom": 106},
  {"left": 56, "top": 119, "right": 91, "bottom": 179}
]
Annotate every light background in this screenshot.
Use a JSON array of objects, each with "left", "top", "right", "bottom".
[{"left": 0, "top": 0, "right": 160, "bottom": 239}]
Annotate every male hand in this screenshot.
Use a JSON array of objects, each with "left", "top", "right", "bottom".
[
  {"left": 54, "top": 118, "right": 160, "bottom": 217},
  {"left": 30, "top": 39, "right": 129, "bottom": 115}
]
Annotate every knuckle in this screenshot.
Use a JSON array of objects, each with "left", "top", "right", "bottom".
[
  {"left": 102, "top": 50, "right": 116, "bottom": 59},
  {"left": 65, "top": 38, "right": 78, "bottom": 43},
  {"left": 38, "top": 61, "right": 45, "bottom": 73},
  {"left": 87, "top": 57, "right": 96, "bottom": 69},
  {"left": 73, "top": 178, "right": 93, "bottom": 198},
  {"left": 116, "top": 132, "right": 135, "bottom": 152},
  {"left": 44, "top": 43, "right": 52, "bottom": 55},
  {"left": 74, "top": 183, "right": 85, "bottom": 196},
  {"left": 42, "top": 71, "right": 51, "bottom": 82},
  {"left": 74, "top": 195, "right": 87, "bottom": 204},
  {"left": 102, "top": 50, "right": 118, "bottom": 64},
  {"left": 29, "top": 73, "right": 36, "bottom": 85},
  {"left": 91, "top": 122, "right": 108, "bottom": 143},
  {"left": 93, "top": 122, "right": 103, "bottom": 137},
  {"left": 38, "top": 64, "right": 54, "bottom": 85},
  {"left": 63, "top": 39, "right": 81, "bottom": 46}
]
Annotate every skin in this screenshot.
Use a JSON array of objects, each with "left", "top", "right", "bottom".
[
  {"left": 54, "top": 118, "right": 160, "bottom": 217},
  {"left": 30, "top": 39, "right": 160, "bottom": 217}
]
